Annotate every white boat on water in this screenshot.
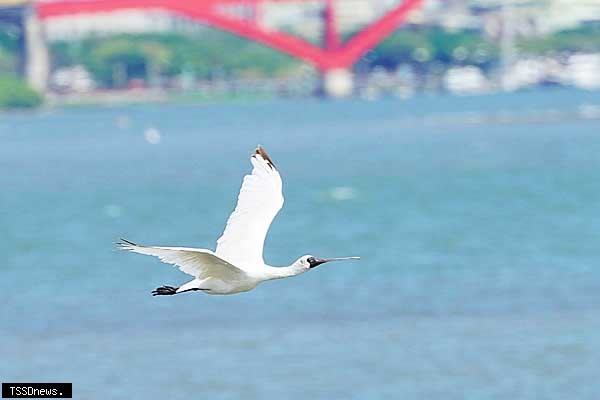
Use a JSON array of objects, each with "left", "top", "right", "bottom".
[
  {"left": 564, "top": 54, "right": 600, "bottom": 90},
  {"left": 444, "top": 66, "right": 489, "bottom": 95}
]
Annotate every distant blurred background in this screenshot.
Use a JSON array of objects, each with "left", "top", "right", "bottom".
[
  {"left": 2, "top": 1, "right": 600, "bottom": 400},
  {"left": 1, "top": 0, "right": 600, "bottom": 107}
]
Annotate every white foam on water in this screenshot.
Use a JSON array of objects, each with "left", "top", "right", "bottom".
[
  {"left": 329, "top": 186, "right": 357, "bottom": 201},
  {"left": 144, "top": 127, "right": 161, "bottom": 144}
]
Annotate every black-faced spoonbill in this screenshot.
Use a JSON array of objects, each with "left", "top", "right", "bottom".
[{"left": 118, "top": 146, "right": 359, "bottom": 296}]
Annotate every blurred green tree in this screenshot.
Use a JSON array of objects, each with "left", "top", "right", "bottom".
[
  {"left": 0, "top": 76, "right": 43, "bottom": 108},
  {"left": 51, "top": 31, "right": 298, "bottom": 87},
  {"left": 518, "top": 25, "right": 600, "bottom": 54},
  {"left": 85, "top": 39, "right": 171, "bottom": 87},
  {"left": 368, "top": 27, "right": 498, "bottom": 71}
]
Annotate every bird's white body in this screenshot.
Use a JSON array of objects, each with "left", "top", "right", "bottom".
[
  {"left": 175, "top": 256, "right": 307, "bottom": 295},
  {"left": 118, "top": 146, "right": 359, "bottom": 296}
]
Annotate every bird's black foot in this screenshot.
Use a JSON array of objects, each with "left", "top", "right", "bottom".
[{"left": 152, "top": 285, "right": 178, "bottom": 296}]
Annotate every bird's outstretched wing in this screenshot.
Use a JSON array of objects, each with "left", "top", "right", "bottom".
[
  {"left": 118, "top": 239, "right": 246, "bottom": 280},
  {"left": 215, "top": 145, "right": 284, "bottom": 270}
]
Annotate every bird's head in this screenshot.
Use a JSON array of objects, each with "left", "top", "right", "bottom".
[{"left": 294, "top": 255, "right": 361, "bottom": 271}]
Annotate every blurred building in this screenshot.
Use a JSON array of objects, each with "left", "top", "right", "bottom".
[
  {"left": 44, "top": 10, "right": 205, "bottom": 41},
  {"left": 427, "top": 0, "right": 600, "bottom": 36}
]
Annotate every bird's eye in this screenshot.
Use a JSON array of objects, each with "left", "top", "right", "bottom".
[{"left": 307, "top": 257, "right": 315, "bottom": 264}]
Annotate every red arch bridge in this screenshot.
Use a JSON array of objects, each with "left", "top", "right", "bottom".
[
  {"left": 8, "top": 0, "right": 424, "bottom": 92},
  {"left": 37, "top": 0, "right": 423, "bottom": 72}
]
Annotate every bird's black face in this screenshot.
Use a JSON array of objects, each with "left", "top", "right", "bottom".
[
  {"left": 305, "top": 255, "right": 361, "bottom": 269},
  {"left": 307, "top": 256, "right": 328, "bottom": 268}
]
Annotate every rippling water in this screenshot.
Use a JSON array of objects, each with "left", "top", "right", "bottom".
[{"left": 2, "top": 89, "right": 600, "bottom": 399}]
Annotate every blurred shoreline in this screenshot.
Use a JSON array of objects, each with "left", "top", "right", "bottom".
[{"left": 11, "top": 86, "right": 596, "bottom": 129}]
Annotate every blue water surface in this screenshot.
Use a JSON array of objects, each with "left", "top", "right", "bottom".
[{"left": 1, "top": 88, "right": 600, "bottom": 399}]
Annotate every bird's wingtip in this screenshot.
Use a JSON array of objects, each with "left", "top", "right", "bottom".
[
  {"left": 116, "top": 238, "right": 138, "bottom": 249},
  {"left": 254, "top": 145, "right": 276, "bottom": 170}
]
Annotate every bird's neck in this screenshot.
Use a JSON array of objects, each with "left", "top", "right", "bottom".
[{"left": 262, "top": 264, "right": 305, "bottom": 280}]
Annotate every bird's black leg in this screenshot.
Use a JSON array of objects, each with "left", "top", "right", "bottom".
[
  {"left": 151, "top": 286, "right": 212, "bottom": 296},
  {"left": 175, "top": 288, "right": 212, "bottom": 294},
  {"left": 151, "top": 286, "right": 178, "bottom": 296}
]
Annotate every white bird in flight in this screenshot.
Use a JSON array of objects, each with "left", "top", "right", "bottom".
[{"left": 118, "top": 145, "right": 359, "bottom": 296}]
